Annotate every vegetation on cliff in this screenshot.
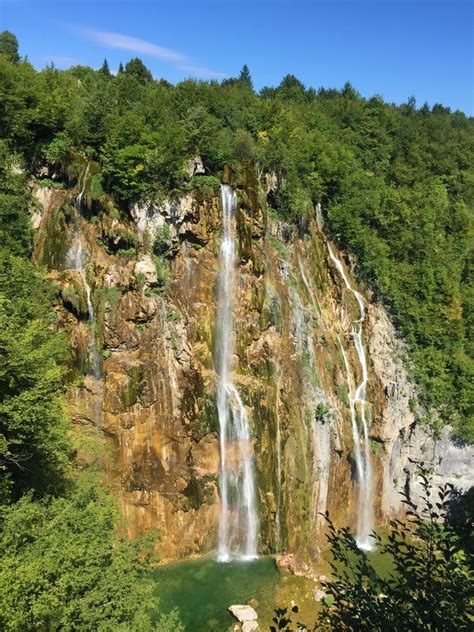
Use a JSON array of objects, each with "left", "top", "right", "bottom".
[
  {"left": 0, "top": 39, "right": 182, "bottom": 626},
  {"left": 1, "top": 31, "right": 472, "bottom": 440}
]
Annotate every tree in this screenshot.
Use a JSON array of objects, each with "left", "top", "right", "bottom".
[
  {"left": 118, "top": 61, "right": 124, "bottom": 74},
  {"left": 0, "top": 473, "right": 184, "bottom": 631},
  {"left": 239, "top": 64, "right": 253, "bottom": 90},
  {"left": 275, "top": 471, "right": 472, "bottom": 631},
  {"left": 99, "top": 57, "right": 111, "bottom": 77},
  {"left": 0, "top": 144, "right": 32, "bottom": 256},
  {"left": 233, "top": 128, "right": 256, "bottom": 162},
  {"left": 317, "top": 470, "right": 473, "bottom": 631},
  {"left": 0, "top": 253, "right": 70, "bottom": 503},
  {"left": 0, "top": 31, "right": 19, "bottom": 63},
  {"left": 124, "top": 57, "right": 153, "bottom": 84}
]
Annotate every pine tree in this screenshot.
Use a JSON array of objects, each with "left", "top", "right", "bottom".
[
  {"left": 239, "top": 64, "right": 253, "bottom": 90},
  {"left": 99, "top": 58, "right": 111, "bottom": 76},
  {"left": 118, "top": 61, "right": 124, "bottom": 74}
]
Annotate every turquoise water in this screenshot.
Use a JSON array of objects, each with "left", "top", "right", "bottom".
[{"left": 152, "top": 556, "right": 280, "bottom": 631}]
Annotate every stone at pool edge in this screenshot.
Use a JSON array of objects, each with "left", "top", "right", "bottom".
[{"left": 228, "top": 604, "right": 258, "bottom": 624}]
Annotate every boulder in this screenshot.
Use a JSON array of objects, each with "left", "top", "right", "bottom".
[
  {"left": 242, "top": 622, "right": 259, "bottom": 632},
  {"left": 186, "top": 155, "right": 205, "bottom": 177},
  {"left": 276, "top": 553, "right": 297, "bottom": 574},
  {"left": 314, "top": 589, "right": 327, "bottom": 602},
  {"left": 228, "top": 605, "right": 258, "bottom": 624},
  {"left": 134, "top": 254, "right": 158, "bottom": 287}
]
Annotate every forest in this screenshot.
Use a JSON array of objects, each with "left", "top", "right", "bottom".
[{"left": 0, "top": 30, "right": 472, "bottom": 630}]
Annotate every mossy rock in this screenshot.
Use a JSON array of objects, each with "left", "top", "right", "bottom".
[{"left": 60, "top": 270, "right": 89, "bottom": 319}]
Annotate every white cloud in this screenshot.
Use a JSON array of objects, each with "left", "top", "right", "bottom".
[
  {"left": 76, "top": 26, "right": 226, "bottom": 79},
  {"left": 178, "top": 64, "right": 227, "bottom": 79},
  {"left": 78, "top": 27, "right": 186, "bottom": 63}
]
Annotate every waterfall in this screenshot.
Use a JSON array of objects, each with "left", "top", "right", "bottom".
[
  {"left": 296, "top": 255, "right": 332, "bottom": 527},
  {"left": 215, "top": 184, "right": 258, "bottom": 562},
  {"left": 275, "top": 393, "right": 282, "bottom": 552},
  {"left": 318, "top": 204, "right": 374, "bottom": 550},
  {"left": 67, "top": 164, "right": 101, "bottom": 378}
]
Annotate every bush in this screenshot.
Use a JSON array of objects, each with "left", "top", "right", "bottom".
[{"left": 275, "top": 469, "right": 473, "bottom": 631}]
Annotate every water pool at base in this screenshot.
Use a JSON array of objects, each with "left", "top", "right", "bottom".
[{"left": 151, "top": 555, "right": 282, "bottom": 631}]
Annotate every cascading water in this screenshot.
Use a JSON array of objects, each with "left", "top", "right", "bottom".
[
  {"left": 275, "top": 386, "right": 282, "bottom": 552},
  {"left": 215, "top": 184, "right": 258, "bottom": 562},
  {"left": 317, "top": 204, "right": 374, "bottom": 550},
  {"left": 67, "top": 164, "right": 101, "bottom": 378}
]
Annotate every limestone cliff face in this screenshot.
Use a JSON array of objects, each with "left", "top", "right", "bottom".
[{"left": 31, "top": 167, "right": 473, "bottom": 562}]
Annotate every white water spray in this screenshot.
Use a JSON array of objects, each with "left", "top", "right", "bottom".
[
  {"left": 317, "top": 204, "right": 374, "bottom": 550},
  {"left": 216, "top": 185, "right": 258, "bottom": 562}
]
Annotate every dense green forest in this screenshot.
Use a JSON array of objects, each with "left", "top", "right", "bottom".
[{"left": 0, "top": 30, "right": 472, "bottom": 629}]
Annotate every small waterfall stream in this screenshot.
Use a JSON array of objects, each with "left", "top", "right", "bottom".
[
  {"left": 67, "top": 164, "right": 101, "bottom": 378},
  {"left": 215, "top": 185, "right": 258, "bottom": 562},
  {"left": 317, "top": 204, "right": 374, "bottom": 550},
  {"left": 275, "top": 382, "right": 282, "bottom": 552}
]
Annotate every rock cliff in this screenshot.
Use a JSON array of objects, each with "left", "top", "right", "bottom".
[{"left": 31, "top": 165, "right": 473, "bottom": 562}]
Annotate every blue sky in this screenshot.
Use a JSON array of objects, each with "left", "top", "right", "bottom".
[{"left": 1, "top": 0, "right": 473, "bottom": 114}]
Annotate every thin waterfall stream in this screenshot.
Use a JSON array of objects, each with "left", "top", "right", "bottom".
[
  {"left": 67, "top": 164, "right": 101, "bottom": 378},
  {"left": 215, "top": 184, "right": 258, "bottom": 562},
  {"left": 316, "top": 204, "right": 374, "bottom": 550}
]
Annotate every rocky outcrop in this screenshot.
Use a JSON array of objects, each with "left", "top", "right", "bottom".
[{"left": 32, "top": 167, "right": 473, "bottom": 563}]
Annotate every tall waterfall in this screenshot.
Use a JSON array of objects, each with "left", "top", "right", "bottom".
[
  {"left": 215, "top": 185, "right": 258, "bottom": 562},
  {"left": 67, "top": 164, "right": 101, "bottom": 378},
  {"left": 317, "top": 204, "right": 374, "bottom": 550}
]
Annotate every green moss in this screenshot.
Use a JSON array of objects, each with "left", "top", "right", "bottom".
[
  {"left": 90, "top": 174, "right": 103, "bottom": 198},
  {"left": 268, "top": 234, "right": 289, "bottom": 260},
  {"left": 61, "top": 284, "right": 87, "bottom": 318},
  {"left": 121, "top": 364, "right": 145, "bottom": 409},
  {"left": 335, "top": 383, "right": 350, "bottom": 407},
  {"left": 166, "top": 305, "right": 182, "bottom": 322},
  {"left": 369, "top": 438, "right": 383, "bottom": 455}
]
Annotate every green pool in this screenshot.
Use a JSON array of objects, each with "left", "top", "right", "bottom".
[{"left": 151, "top": 555, "right": 281, "bottom": 631}]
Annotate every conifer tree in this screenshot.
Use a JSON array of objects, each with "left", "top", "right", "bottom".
[
  {"left": 239, "top": 64, "right": 253, "bottom": 90},
  {"left": 99, "top": 58, "right": 111, "bottom": 76}
]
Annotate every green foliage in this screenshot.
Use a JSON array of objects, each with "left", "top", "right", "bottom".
[
  {"left": 124, "top": 57, "right": 153, "bottom": 84},
  {"left": 90, "top": 173, "right": 103, "bottom": 197},
  {"left": 153, "top": 223, "right": 171, "bottom": 256},
  {"left": 152, "top": 254, "right": 170, "bottom": 288},
  {"left": 276, "top": 471, "right": 472, "bottom": 631},
  {"left": 0, "top": 473, "right": 183, "bottom": 631},
  {"left": 44, "top": 132, "right": 73, "bottom": 167},
  {"left": 316, "top": 471, "right": 473, "bottom": 631},
  {"left": 37, "top": 178, "right": 66, "bottom": 189},
  {"left": 0, "top": 254, "right": 70, "bottom": 502},
  {"left": 0, "top": 31, "right": 19, "bottom": 63},
  {"left": 0, "top": 144, "right": 31, "bottom": 256},
  {"left": 268, "top": 234, "right": 289, "bottom": 260},
  {"left": 191, "top": 174, "right": 221, "bottom": 196},
  {"left": 99, "top": 58, "right": 111, "bottom": 77},
  {"left": 239, "top": 64, "right": 254, "bottom": 90}
]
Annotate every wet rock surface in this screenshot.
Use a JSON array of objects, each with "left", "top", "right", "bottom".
[{"left": 32, "top": 174, "right": 473, "bottom": 563}]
